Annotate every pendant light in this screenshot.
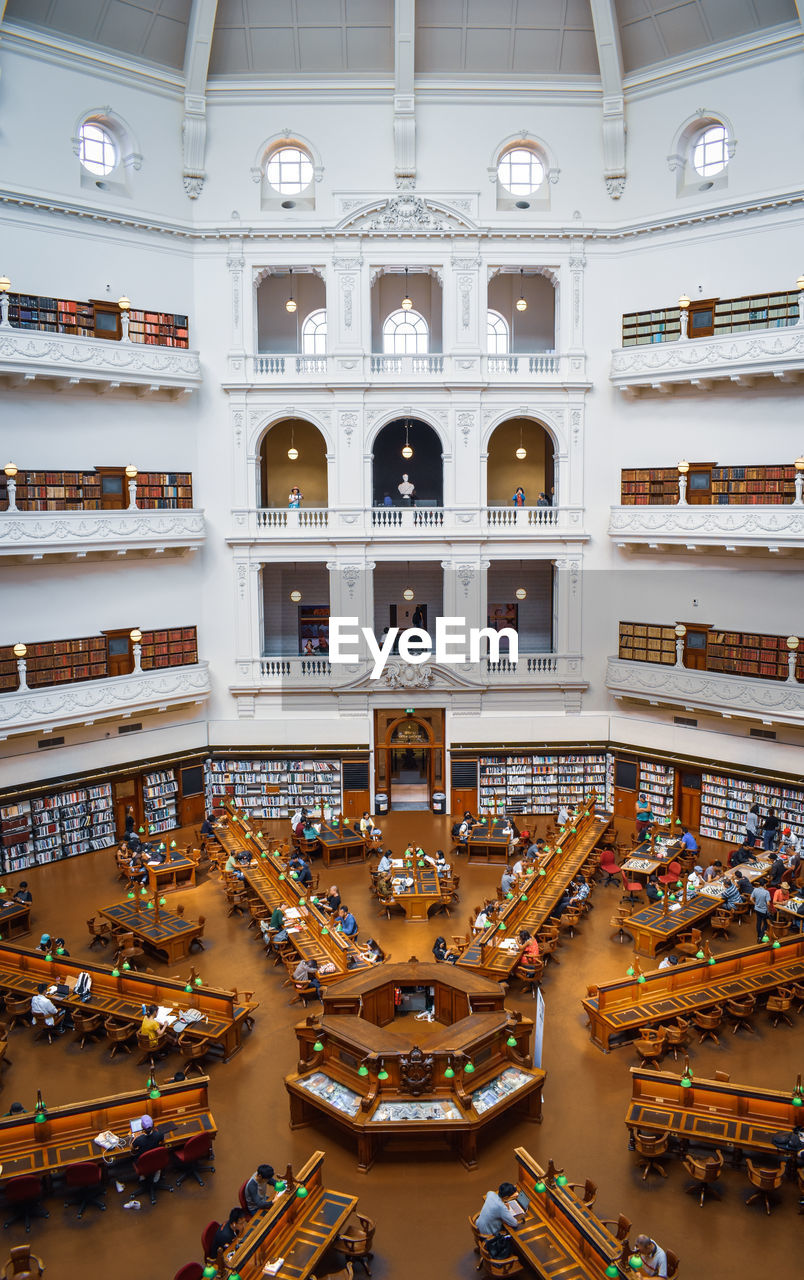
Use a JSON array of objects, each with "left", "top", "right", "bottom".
[
  {"left": 401, "top": 268, "right": 413, "bottom": 311},
  {"left": 515, "top": 423, "right": 527, "bottom": 460},
  {"left": 516, "top": 587, "right": 527, "bottom": 600},
  {"left": 403, "top": 560, "right": 414, "bottom": 601},
  {"left": 401, "top": 421, "right": 413, "bottom": 460},
  {"left": 285, "top": 268, "right": 297, "bottom": 314},
  {"left": 287, "top": 425, "right": 298, "bottom": 461},
  {"left": 516, "top": 269, "right": 527, "bottom": 312}
]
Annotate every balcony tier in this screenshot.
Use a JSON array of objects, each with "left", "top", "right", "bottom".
[
  {"left": 230, "top": 506, "right": 587, "bottom": 545},
  {"left": 606, "top": 656, "right": 804, "bottom": 727},
  {"left": 0, "top": 327, "right": 201, "bottom": 394},
  {"left": 610, "top": 327, "right": 804, "bottom": 395},
  {"left": 0, "top": 662, "right": 211, "bottom": 740},
  {"left": 226, "top": 351, "right": 588, "bottom": 387},
  {"left": 608, "top": 504, "right": 804, "bottom": 553},
  {"left": 0, "top": 509, "right": 206, "bottom": 561}
]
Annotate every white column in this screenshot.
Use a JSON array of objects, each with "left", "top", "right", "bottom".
[
  {"left": 330, "top": 253, "right": 365, "bottom": 357},
  {"left": 227, "top": 246, "right": 247, "bottom": 357}
]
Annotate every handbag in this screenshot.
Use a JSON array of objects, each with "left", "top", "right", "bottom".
[{"left": 486, "top": 1232, "right": 514, "bottom": 1260}]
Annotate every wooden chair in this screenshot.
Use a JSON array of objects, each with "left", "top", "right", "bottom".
[
  {"left": 745, "top": 1158, "right": 786, "bottom": 1214},
  {"left": 683, "top": 1148, "right": 724, "bottom": 1206},
  {"left": 469, "top": 1212, "right": 490, "bottom": 1266},
  {"left": 513, "top": 958, "right": 543, "bottom": 998},
  {"left": 3, "top": 1245, "right": 45, "bottom": 1279},
  {"left": 609, "top": 906, "right": 632, "bottom": 944},
  {"left": 567, "top": 1178, "right": 597, "bottom": 1208},
  {"left": 477, "top": 1239, "right": 523, "bottom": 1279},
  {"left": 310, "top": 1265, "right": 353, "bottom": 1280},
  {"left": 0, "top": 1034, "right": 12, "bottom": 1074},
  {"left": 136, "top": 1027, "right": 171, "bottom": 1067},
  {"left": 694, "top": 1005, "right": 723, "bottom": 1044},
  {"left": 87, "top": 916, "right": 112, "bottom": 948},
  {"left": 634, "top": 1026, "right": 666, "bottom": 1068},
  {"left": 225, "top": 883, "right": 248, "bottom": 916},
  {"left": 3, "top": 994, "right": 31, "bottom": 1030},
  {"left": 189, "top": 916, "right": 206, "bottom": 951},
  {"left": 791, "top": 981, "right": 804, "bottom": 1013},
  {"left": 726, "top": 994, "right": 756, "bottom": 1035},
  {"left": 557, "top": 905, "right": 584, "bottom": 938},
  {"left": 768, "top": 920, "right": 792, "bottom": 942},
  {"left": 710, "top": 909, "right": 732, "bottom": 941},
  {"left": 599, "top": 1213, "right": 631, "bottom": 1241},
  {"left": 663, "top": 1017, "right": 690, "bottom": 1061},
  {"left": 335, "top": 1211, "right": 375, "bottom": 1276},
  {"left": 377, "top": 894, "right": 404, "bottom": 920},
  {"left": 32, "top": 1011, "right": 65, "bottom": 1043},
  {"left": 731, "top": 900, "right": 752, "bottom": 927},
  {"left": 676, "top": 928, "right": 703, "bottom": 958},
  {"left": 72, "top": 1009, "right": 105, "bottom": 1050},
  {"left": 177, "top": 1031, "right": 215, "bottom": 1075},
  {"left": 766, "top": 986, "right": 794, "bottom": 1027},
  {"left": 666, "top": 1249, "right": 680, "bottom": 1279},
  {"left": 633, "top": 1130, "right": 670, "bottom": 1180},
  {"left": 104, "top": 1016, "right": 138, "bottom": 1058}
]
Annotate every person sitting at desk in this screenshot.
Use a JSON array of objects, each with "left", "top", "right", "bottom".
[
  {"left": 293, "top": 811, "right": 309, "bottom": 839},
  {"left": 473, "top": 908, "right": 491, "bottom": 932},
  {"left": 569, "top": 879, "right": 590, "bottom": 907},
  {"left": 404, "top": 841, "right": 424, "bottom": 860},
  {"left": 686, "top": 865, "right": 704, "bottom": 892},
  {"left": 302, "top": 821, "right": 321, "bottom": 842},
  {"left": 131, "top": 1114, "right": 164, "bottom": 1158},
  {"left": 336, "top": 905, "right": 358, "bottom": 937},
  {"left": 646, "top": 874, "right": 661, "bottom": 904},
  {"left": 359, "top": 812, "right": 380, "bottom": 839},
  {"left": 767, "top": 852, "right": 786, "bottom": 889},
  {"left": 781, "top": 827, "right": 800, "bottom": 855},
  {"left": 31, "top": 983, "right": 64, "bottom": 1031},
  {"left": 458, "top": 819, "right": 471, "bottom": 844},
  {"left": 376, "top": 867, "right": 393, "bottom": 897},
  {"left": 269, "top": 905, "right": 289, "bottom": 944},
  {"left": 518, "top": 931, "right": 540, "bottom": 963},
  {"left": 292, "top": 957, "right": 321, "bottom": 999},
  {"left": 511, "top": 854, "right": 526, "bottom": 878},
  {"left": 225, "top": 850, "right": 245, "bottom": 880},
  {"left": 557, "top": 804, "right": 570, "bottom": 827},
  {"left": 363, "top": 937, "right": 385, "bottom": 964},
  {"left": 320, "top": 884, "right": 341, "bottom": 914},
  {"left": 13, "top": 881, "right": 32, "bottom": 905},
  {"left": 730, "top": 843, "right": 757, "bottom": 868},
  {"left": 212, "top": 1207, "right": 248, "bottom": 1255},
  {"left": 526, "top": 838, "right": 545, "bottom": 859},
  {"left": 476, "top": 1182, "right": 520, "bottom": 1236},
  {"left": 721, "top": 875, "right": 743, "bottom": 910},
  {"left": 550, "top": 890, "right": 574, "bottom": 921},
  {"left": 37, "top": 933, "right": 52, "bottom": 955},
  {"left": 658, "top": 954, "right": 679, "bottom": 970},
  {"left": 377, "top": 851, "right": 392, "bottom": 875},
  {"left": 200, "top": 814, "right": 217, "bottom": 838},
  {"left": 703, "top": 861, "right": 723, "bottom": 882},
  {"left": 633, "top": 1235, "right": 668, "bottom": 1278},
  {"left": 771, "top": 882, "right": 790, "bottom": 914},
  {"left": 735, "top": 871, "right": 753, "bottom": 897},
  {"left": 433, "top": 935, "right": 448, "bottom": 962},
  {"left": 140, "top": 1004, "right": 164, "bottom": 1049},
  {"left": 244, "top": 1164, "right": 277, "bottom": 1214},
  {"left": 289, "top": 856, "right": 313, "bottom": 888},
  {"left": 500, "top": 866, "right": 516, "bottom": 896},
  {"left": 680, "top": 827, "right": 699, "bottom": 853},
  {"left": 462, "top": 809, "right": 478, "bottom": 826}
]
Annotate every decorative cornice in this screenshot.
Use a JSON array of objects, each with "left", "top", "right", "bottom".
[
  {"left": 0, "top": 663, "right": 211, "bottom": 740},
  {"left": 0, "top": 510, "right": 206, "bottom": 559},
  {"left": 606, "top": 657, "right": 804, "bottom": 726}
]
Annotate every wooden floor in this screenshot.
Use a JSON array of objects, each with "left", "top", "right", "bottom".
[{"left": 1, "top": 811, "right": 799, "bottom": 1279}]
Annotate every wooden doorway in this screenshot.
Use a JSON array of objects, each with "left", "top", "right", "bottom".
[
  {"left": 113, "top": 777, "right": 140, "bottom": 839},
  {"left": 104, "top": 629, "right": 133, "bottom": 677},
  {"left": 374, "top": 709, "right": 444, "bottom": 810},
  {"left": 613, "top": 757, "right": 638, "bottom": 821},
  {"left": 678, "top": 769, "right": 702, "bottom": 829},
  {"left": 683, "top": 624, "right": 710, "bottom": 670}
]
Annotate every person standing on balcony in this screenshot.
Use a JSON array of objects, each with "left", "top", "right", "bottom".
[
  {"left": 512, "top": 486, "right": 526, "bottom": 506},
  {"left": 537, "top": 492, "right": 550, "bottom": 507},
  {"left": 288, "top": 486, "right": 302, "bottom": 508}
]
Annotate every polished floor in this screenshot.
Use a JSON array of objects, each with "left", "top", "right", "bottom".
[{"left": 2, "top": 811, "right": 800, "bottom": 1278}]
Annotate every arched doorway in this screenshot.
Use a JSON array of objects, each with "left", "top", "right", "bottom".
[
  {"left": 259, "top": 418, "right": 328, "bottom": 507},
  {"left": 374, "top": 709, "right": 445, "bottom": 810},
  {"left": 487, "top": 418, "right": 555, "bottom": 507},
  {"left": 372, "top": 418, "right": 443, "bottom": 508}
]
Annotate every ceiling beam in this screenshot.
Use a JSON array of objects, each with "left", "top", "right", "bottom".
[
  {"left": 589, "top": 0, "right": 627, "bottom": 199},
  {"left": 394, "top": 0, "right": 416, "bottom": 189},
  {"left": 182, "top": 0, "right": 218, "bottom": 199}
]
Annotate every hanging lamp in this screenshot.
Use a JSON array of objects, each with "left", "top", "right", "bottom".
[
  {"left": 515, "top": 423, "right": 527, "bottom": 460},
  {"left": 401, "top": 268, "right": 413, "bottom": 310},
  {"left": 285, "top": 268, "right": 297, "bottom": 314},
  {"left": 403, "top": 560, "right": 414, "bottom": 601},
  {"left": 287, "top": 424, "right": 298, "bottom": 461},
  {"left": 516, "top": 269, "right": 527, "bottom": 312},
  {"left": 401, "top": 421, "right": 413, "bottom": 460}
]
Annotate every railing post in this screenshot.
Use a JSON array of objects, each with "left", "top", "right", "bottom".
[
  {"left": 4, "top": 464, "right": 18, "bottom": 510},
  {"left": 126, "top": 465, "right": 138, "bottom": 510},
  {"left": 677, "top": 462, "right": 688, "bottom": 505},
  {"left": 674, "top": 624, "right": 686, "bottom": 668},
  {"left": 793, "top": 459, "right": 804, "bottom": 505},
  {"left": 787, "top": 637, "right": 800, "bottom": 683},
  {"left": 13, "top": 643, "right": 28, "bottom": 691}
]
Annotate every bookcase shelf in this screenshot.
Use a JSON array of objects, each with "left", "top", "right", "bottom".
[
  {"left": 143, "top": 769, "right": 178, "bottom": 835},
  {"left": 619, "top": 622, "right": 803, "bottom": 683},
  {"left": 0, "top": 469, "right": 193, "bottom": 512},
  {"left": 204, "top": 758, "right": 342, "bottom": 820},
  {"left": 478, "top": 752, "right": 609, "bottom": 816},
  {"left": 618, "top": 622, "right": 677, "bottom": 665},
  {"left": 0, "top": 784, "right": 114, "bottom": 873},
  {"left": 700, "top": 772, "right": 804, "bottom": 843},
  {"left": 0, "top": 627, "right": 199, "bottom": 692},
  {"left": 638, "top": 760, "right": 675, "bottom": 819},
  {"left": 140, "top": 628, "right": 198, "bottom": 671},
  {"left": 621, "top": 289, "right": 798, "bottom": 346},
  {"left": 621, "top": 465, "right": 796, "bottom": 507},
  {"left": 7, "top": 293, "right": 189, "bottom": 348}
]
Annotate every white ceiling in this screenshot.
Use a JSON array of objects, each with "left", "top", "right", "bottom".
[{"left": 3, "top": 0, "right": 799, "bottom": 77}]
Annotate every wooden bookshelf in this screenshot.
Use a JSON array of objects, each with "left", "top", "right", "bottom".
[
  {"left": 0, "top": 626, "right": 199, "bottom": 692},
  {"left": 621, "top": 288, "right": 798, "bottom": 346},
  {"left": 139, "top": 627, "right": 197, "bottom": 670},
  {"left": 621, "top": 464, "right": 796, "bottom": 506},
  {"left": 619, "top": 621, "right": 804, "bottom": 683},
  {"left": 6, "top": 292, "right": 189, "bottom": 347},
  {"left": 205, "top": 758, "right": 342, "bottom": 820},
  {"left": 618, "top": 622, "right": 677, "bottom": 665},
  {"left": 0, "top": 469, "right": 192, "bottom": 512},
  {"left": 142, "top": 768, "right": 178, "bottom": 834},
  {"left": 478, "top": 752, "right": 609, "bottom": 815}
]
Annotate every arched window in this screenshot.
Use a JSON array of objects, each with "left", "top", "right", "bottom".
[
  {"left": 691, "top": 124, "right": 729, "bottom": 177},
  {"left": 301, "top": 309, "right": 327, "bottom": 355},
  {"left": 78, "top": 121, "right": 117, "bottom": 176},
  {"left": 668, "top": 113, "right": 734, "bottom": 197},
  {"left": 265, "top": 146, "right": 314, "bottom": 194},
  {"left": 497, "top": 146, "right": 545, "bottom": 195},
  {"left": 382, "top": 309, "right": 429, "bottom": 355},
  {"left": 487, "top": 310, "right": 509, "bottom": 354}
]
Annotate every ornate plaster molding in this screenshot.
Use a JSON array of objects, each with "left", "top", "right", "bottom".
[
  {"left": 608, "top": 504, "right": 804, "bottom": 550},
  {"left": 611, "top": 328, "right": 804, "bottom": 391},
  {"left": 606, "top": 657, "right": 804, "bottom": 725},
  {"left": 0, "top": 510, "right": 206, "bottom": 559},
  {"left": 0, "top": 328, "right": 201, "bottom": 391}
]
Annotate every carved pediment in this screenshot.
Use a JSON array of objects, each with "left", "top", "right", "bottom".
[{"left": 337, "top": 195, "right": 477, "bottom": 234}]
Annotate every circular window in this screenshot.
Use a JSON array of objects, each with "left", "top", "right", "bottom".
[
  {"left": 266, "top": 146, "right": 314, "bottom": 194},
  {"left": 497, "top": 147, "right": 545, "bottom": 195},
  {"left": 78, "top": 122, "right": 117, "bottom": 176},
  {"left": 691, "top": 125, "right": 729, "bottom": 178}
]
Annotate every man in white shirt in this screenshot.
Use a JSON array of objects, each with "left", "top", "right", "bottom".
[
  {"left": 557, "top": 804, "right": 570, "bottom": 827},
  {"left": 32, "top": 983, "right": 63, "bottom": 1030},
  {"left": 634, "top": 1235, "right": 668, "bottom": 1278},
  {"left": 686, "top": 865, "right": 704, "bottom": 892}
]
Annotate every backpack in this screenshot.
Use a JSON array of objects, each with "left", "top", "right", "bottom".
[
  {"left": 486, "top": 1232, "right": 514, "bottom": 1260},
  {"left": 74, "top": 972, "right": 92, "bottom": 1001}
]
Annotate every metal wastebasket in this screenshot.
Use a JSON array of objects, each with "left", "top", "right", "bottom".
[
  {"left": 375, "top": 792, "right": 389, "bottom": 816},
  {"left": 432, "top": 791, "right": 447, "bottom": 814}
]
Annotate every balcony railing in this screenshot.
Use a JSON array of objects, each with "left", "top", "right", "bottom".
[
  {"left": 0, "top": 325, "right": 201, "bottom": 393},
  {"left": 0, "top": 508, "right": 206, "bottom": 560},
  {"left": 0, "top": 662, "right": 211, "bottom": 740},
  {"left": 606, "top": 656, "right": 804, "bottom": 727},
  {"left": 609, "top": 503, "right": 804, "bottom": 552},
  {"left": 231, "top": 506, "right": 587, "bottom": 543},
  {"left": 233, "top": 653, "right": 585, "bottom": 695},
  {"left": 236, "top": 351, "right": 581, "bottom": 386},
  {"left": 610, "top": 322, "right": 804, "bottom": 393}
]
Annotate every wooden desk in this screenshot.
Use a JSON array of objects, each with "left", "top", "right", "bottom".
[
  {"left": 583, "top": 933, "right": 804, "bottom": 1051},
  {"left": 775, "top": 897, "right": 804, "bottom": 927},
  {"left": 0, "top": 943, "right": 253, "bottom": 1061},
  {"left": 0, "top": 901, "right": 32, "bottom": 941},
  {"left": 459, "top": 803, "right": 611, "bottom": 981},
  {"left": 512, "top": 1148, "right": 625, "bottom": 1279},
  {"left": 146, "top": 856, "right": 196, "bottom": 893},
  {"left": 316, "top": 821, "right": 366, "bottom": 868},
  {"left": 467, "top": 819, "right": 512, "bottom": 865},
  {"left": 625, "top": 1066, "right": 803, "bottom": 1159},
  {"left": 99, "top": 901, "right": 203, "bottom": 964},
  {"left": 625, "top": 858, "right": 772, "bottom": 956},
  {"left": 388, "top": 859, "right": 451, "bottom": 922},
  {"left": 226, "top": 1150, "right": 357, "bottom": 1280},
  {"left": 0, "top": 1076, "right": 215, "bottom": 1184}
]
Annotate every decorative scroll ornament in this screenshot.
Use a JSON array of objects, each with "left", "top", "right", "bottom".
[{"left": 399, "top": 1046, "right": 435, "bottom": 1096}]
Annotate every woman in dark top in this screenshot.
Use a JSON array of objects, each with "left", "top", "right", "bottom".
[{"left": 763, "top": 807, "right": 780, "bottom": 852}]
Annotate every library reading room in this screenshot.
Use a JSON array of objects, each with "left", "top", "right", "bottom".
[{"left": 1, "top": 4, "right": 803, "bottom": 1279}]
